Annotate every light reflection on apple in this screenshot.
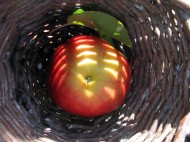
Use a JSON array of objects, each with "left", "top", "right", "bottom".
[
  {"left": 103, "top": 68, "right": 118, "bottom": 79},
  {"left": 103, "top": 86, "right": 116, "bottom": 100},
  {"left": 77, "top": 51, "right": 97, "bottom": 57},
  {"left": 76, "top": 44, "right": 94, "bottom": 50},
  {"left": 77, "top": 58, "right": 97, "bottom": 66},
  {"left": 84, "top": 89, "right": 94, "bottom": 98},
  {"left": 107, "top": 51, "right": 117, "bottom": 58},
  {"left": 103, "top": 59, "right": 119, "bottom": 66}
]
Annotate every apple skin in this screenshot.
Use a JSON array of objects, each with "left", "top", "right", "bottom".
[{"left": 47, "top": 35, "right": 131, "bottom": 117}]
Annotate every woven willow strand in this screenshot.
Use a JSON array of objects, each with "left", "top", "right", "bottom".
[{"left": 0, "top": 0, "right": 189, "bottom": 142}]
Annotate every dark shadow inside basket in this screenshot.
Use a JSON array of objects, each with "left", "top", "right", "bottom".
[
  {"left": 185, "top": 136, "right": 190, "bottom": 142},
  {"left": 6, "top": 0, "right": 189, "bottom": 141}
]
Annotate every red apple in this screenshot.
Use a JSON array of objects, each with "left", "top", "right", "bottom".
[{"left": 47, "top": 35, "right": 131, "bottom": 117}]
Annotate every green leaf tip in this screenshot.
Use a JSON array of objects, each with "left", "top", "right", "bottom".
[
  {"left": 68, "top": 11, "right": 132, "bottom": 48},
  {"left": 73, "top": 8, "right": 85, "bottom": 14}
]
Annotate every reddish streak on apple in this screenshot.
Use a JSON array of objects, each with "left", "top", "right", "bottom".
[
  {"left": 120, "top": 56, "right": 128, "bottom": 65},
  {"left": 54, "top": 48, "right": 66, "bottom": 62},
  {"left": 122, "top": 66, "right": 128, "bottom": 78},
  {"left": 52, "top": 55, "right": 67, "bottom": 74},
  {"left": 57, "top": 71, "right": 67, "bottom": 91},
  {"left": 102, "top": 43, "right": 114, "bottom": 50},
  {"left": 74, "top": 39, "right": 95, "bottom": 44},
  {"left": 51, "top": 64, "right": 67, "bottom": 88},
  {"left": 47, "top": 35, "right": 131, "bottom": 117},
  {"left": 53, "top": 46, "right": 64, "bottom": 58},
  {"left": 73, "top": 36, "right": 95, "bottom": 43},
  {"left": 121, "top": 78, "right": 126, "bottom": 96}
]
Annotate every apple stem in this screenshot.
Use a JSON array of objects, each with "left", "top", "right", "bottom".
[{"left": 86, "top": 77, "right": 91, "bottom": 84}]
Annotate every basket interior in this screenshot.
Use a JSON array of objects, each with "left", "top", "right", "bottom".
[{"left": 0, "top": 0, "right": 189, "bottom": 142}]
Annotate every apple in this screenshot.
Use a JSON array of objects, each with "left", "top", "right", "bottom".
[{"left": 47, "top": 35, "right": 131, "bottom": 117}]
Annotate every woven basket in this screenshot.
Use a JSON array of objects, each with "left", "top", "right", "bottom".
[{"left": 0, "top": 0, "right": 190, "bottom": 142}]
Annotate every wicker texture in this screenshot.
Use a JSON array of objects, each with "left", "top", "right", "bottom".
[{"left": 0, "top": 0, "right": 190, "bottom": 142}]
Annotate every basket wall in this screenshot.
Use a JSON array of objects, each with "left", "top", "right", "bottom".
[{"left": 0, "top": 0, "right": 190, "bottom": 142}]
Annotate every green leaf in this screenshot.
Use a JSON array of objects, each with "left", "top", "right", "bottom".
[
  {"left": 67, "top": 11, "right": 132, "bottom": 47},
  {"left": 100, "top": 33, "right": 115, "bottom": 46}
]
